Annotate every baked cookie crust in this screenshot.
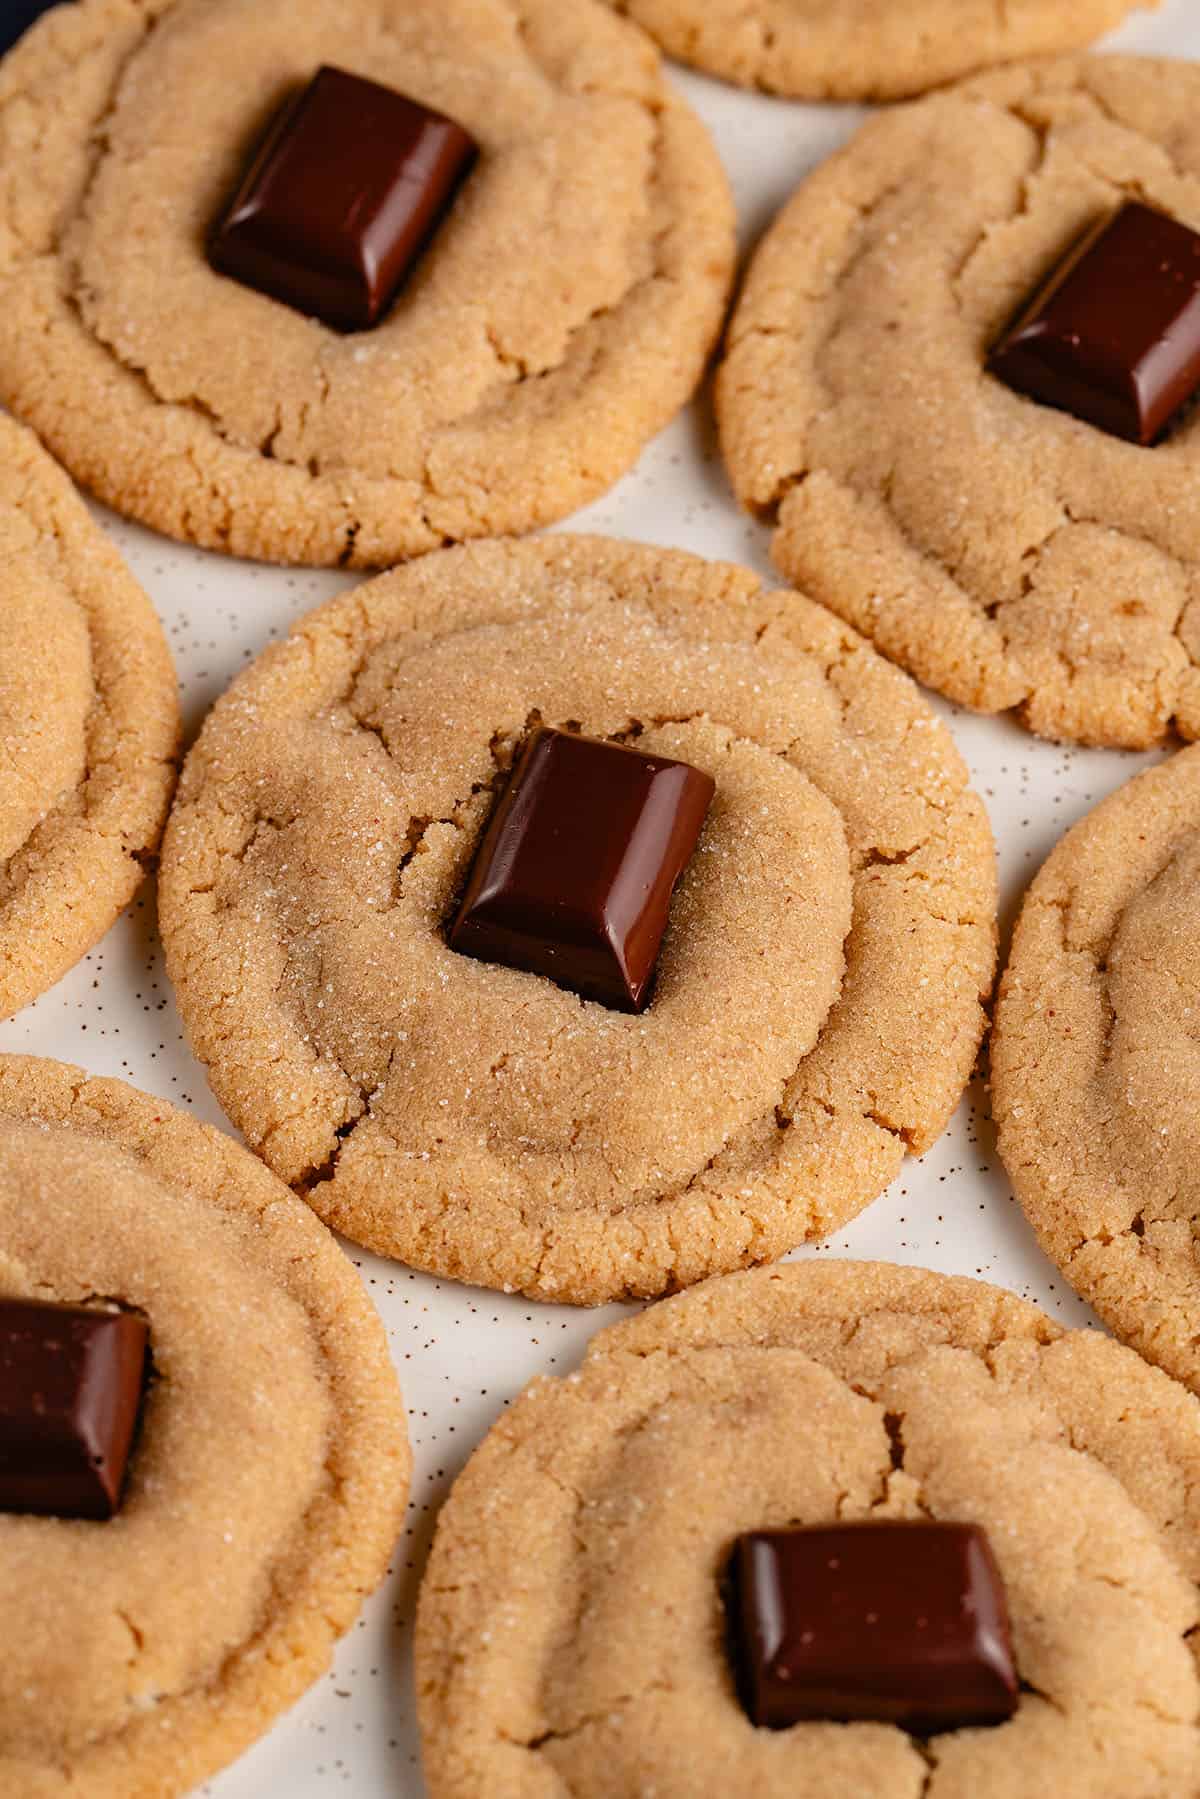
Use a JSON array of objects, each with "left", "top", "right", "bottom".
[
  {"left": 0, "top": 0, "right": 734, "bottom": 568},
  {"left": 416, "top": 1259, "right": 1200, "bottom": 1797},
  {"left": 993, "top": 744, "right": 1200, "bottom": 1399},
  {"left": 605, "top": 0, "right": 1150, "bottom": 101},
  {"left": 159, "top": 535, "right": 996, "bottom": 1304},
  {"left": 0, "top": 414, "right": 178, "bottom": 1020},
  {"left": 0, "top": 1053, "right": 410, "bottom": 1798},
  {"left": 719, "top": 55, "right": 1200, "bottom": 749}
]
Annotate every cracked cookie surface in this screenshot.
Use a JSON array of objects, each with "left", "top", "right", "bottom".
[
  {"left": 0, "top": 414, "right": 177, "bottom": 1020},
  {"left": 0, "top": 1053, "right": 409, "bottom": 1799},
  {"left": 605, "top": 0, "right": 1149, "bottom": 100},
  {"left": 0, "top": 0, "right": 734, "bottom": 569},
  {"left": 993, "top": 744, "right": 1200, "bottom": 1400},
  {"left": 158, "top": 535, "right": 996, "bottom": 1304},
  {"left": 416, "top": 1259, "right": 1200, "bottom": 1797},
  {"left": 718, "top": 55, "right": 1200, "bottom": 749}
]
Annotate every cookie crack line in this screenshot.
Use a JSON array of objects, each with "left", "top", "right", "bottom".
[
  {"left": 485, "top": 1373, "right": 777, "bottom": 1756},
  {"left": 517, "top": 1678, "right": 678, "bottom": 1755},
  {"left": 948, "top": 101, "right": 1053, "bottom": 304},
  {"left": 1064, "top": 75, "right": 1200, "bottom": 197},
  {"left": 0, "top": 2, "right": 170, "bottom": 265},
  {"left": 115, "top": 1606, "right": 146, "bottom": 1660},
  {"left": 725, "top": 158, "right": 919, "bottom": 518},
  {"left": 759, "top": 458, "right": 1047, "bottom": 719},
  {"left": 3, "top": 1449, "right": 374, "bottom": 1767}
]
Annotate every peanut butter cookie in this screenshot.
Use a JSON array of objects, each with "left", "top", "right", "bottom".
[
  {"left": 0, "top": 1053, "right": 409, "bottom": 1798},
  {"left": 417, "top": 1259, "right": 1200, "bottom": 1797},
  {"left": 0, "top": 0, "right": 734, "bottom": 567},
  {"left": 159, "top": 536, "right": 996, "bottom": 1304},
  {"left": 606, "top": 0, "right": 1150, "bottom": 101},
  {"left": 993, "top": 743, "right": 1200, "bottom": 1398},
  {"left": 0, "top": 415, "right": 177, "bottom": 1020},
  {"left": 719, "top": 56, "right": 1200, "bottom": 748}
]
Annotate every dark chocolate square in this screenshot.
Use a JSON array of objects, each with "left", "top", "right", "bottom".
[
  {"left": 988, "top": 201, "right": 1200, "bottom": 444},
  {"left": 0, "top": 1, "right": 65, "bottom": 58},
  {"left": 0, "top": 1298, "right": 148, "bottom": 1520},
  {"left": 448, "top": 728, "right": 715, "bottom": 1013},
  {"left": 728, "top": 1522, "right": 1019, "bottom": 1733},
  {"left": 210, "top": 65, "right": 477, "bottom": 333}
]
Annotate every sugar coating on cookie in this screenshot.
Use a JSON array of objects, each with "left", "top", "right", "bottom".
[
  {"left": 719, "top": 55, "right": 1200, "bottom": 750},
  {"left": 606, "top": 0, "right": 1149, "bottom": 101},
  {"left": 993, "top": 744, "right": 1200, "bottom": 1399},
  {"left": 0, "top": 1054, "right": 409, "bottom": 1799},
  {"left": 0, "top": 0, "right": 734, "bottom": 569},
  {"left": 0, "top": 415, "right": 178, "bottom": 1021},
  {"left": 158, "top": 536, "right": 996, "bottom": 1304},
  {"left": 415, "top": 1260, "right": 1200, "bottom": 1797}
]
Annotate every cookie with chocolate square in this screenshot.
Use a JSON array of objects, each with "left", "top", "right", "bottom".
[
  {"left": 0, "top": 0, "right": 733, "bottom": 568},
  {"left": 0, "top": 1053, "right": 409, "bottom": 1797},
  {"left": 993, "top": 742, "right": 1200, "bottom": 1404},
  {"left": 158, "top": 535, "right": 996, "bottom": 1304},
  {"left": 416, "top": 1260, "right": 1200, "bottom": 1797},
  {"left": 0, "top": 414, "right": 178, "bottom": 1022},
  {"left": 719, "top": 55, "right": 1200, "bottom": 749},
  {"left": 604, "top": 0, "right": 1149, "bottom": 100}
]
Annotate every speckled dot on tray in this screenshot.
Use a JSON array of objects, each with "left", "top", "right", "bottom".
[{"left": 0, "top": 3, "right": 1197, "bottom": 1794}]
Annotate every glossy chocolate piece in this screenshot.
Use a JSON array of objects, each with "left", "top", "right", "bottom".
[
  {"left": 0, "top": 1298, "right": 148, "bottom": 1520},
  {"left": 989, "top": 201, "right": 1200, "bottom": 444},
  {"left": 210, "top": 65, "right": 477, "bottom": 333},
  {"left": 449, "top": 728, "right": 715, "bottom": 1013},
  {"left": 729, "top": 1522, "right": 1019, "bottom": 1733},
  {"left": 0, "top": 1, "right": 64, "bottom": 57}
]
